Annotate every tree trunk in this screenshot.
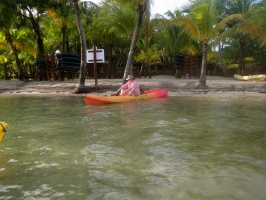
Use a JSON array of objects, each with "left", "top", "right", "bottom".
[
  {"left": 213, "top": 63, "right": 217, "bottom": 76},
  {"left": 5, "top": 29, "right": 27, "bottom": 81},
  {"left": 144, "top": 64, "right": 147, "bottom": 78},
  {"left": 218, "top": 42, "right": 228, "bottom": 77},
  {"left": 108, "top": 44, "right": 113, "bottom": 79},
  {"left": 139, "top": 61, "right": 144, "bottom": 78},
  {"left": 198, "top": 40, "right": 208, "bottom": 89},
  {"left": 61, "top": 24, "right": 67, "bottom": 52},
  {"left": 66, "top": 38, "right": 70, "bottom": 52},
  {"left": 4, "top": 64, "right": 9, "bottom": 80},
  {"left": 73, "top": 0, "right": 88, "bottom": 94},
  {"left": 237, "top": 38, "right": 245, "bottom": 75},
  {"left": 122, "top": 4, "right": 144, "bottom": 84},
  {"left": 144, "top": 3, "right": 150, "bottom": 51},
  {"left": 148, "top": 65, "right": 151, "bottom": 79},
  {"left": 26, "top": 8, "right": 45, "bottom": 55}
]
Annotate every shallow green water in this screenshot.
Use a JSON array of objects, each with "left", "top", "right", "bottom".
[{"left": 0, "top": 94, "right": 265, "bottom": 199}]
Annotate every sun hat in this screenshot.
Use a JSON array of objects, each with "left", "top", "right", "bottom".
[{"left": 126, "top": 75, "right": 135, "bottom": 80}]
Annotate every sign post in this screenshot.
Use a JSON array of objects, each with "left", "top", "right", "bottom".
[{"left": 86, "top": 45, "right": 105, "bottom": 90}]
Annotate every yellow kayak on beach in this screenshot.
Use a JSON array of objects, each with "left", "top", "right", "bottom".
[
  {"left": 0, "top": 122, "right": 8, "bottom": 142},
  {"left": 234, "top": 74, "right": 266, "bottom": 81}
]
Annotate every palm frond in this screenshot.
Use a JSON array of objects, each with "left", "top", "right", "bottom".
[
  {"left": 174, "top": 16, "right": 200, "bottom": 41},
  {"left": 218, "top": 13, "right": 244, "bottom": 27}
]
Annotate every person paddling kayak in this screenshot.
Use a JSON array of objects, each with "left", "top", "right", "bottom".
[{"left": 116, "top": 75, "right": 140, "bottom": 96}]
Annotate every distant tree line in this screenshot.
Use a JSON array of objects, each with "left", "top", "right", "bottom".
[{"left": 0, "top": 0, "right": 266, "bottom": 89}]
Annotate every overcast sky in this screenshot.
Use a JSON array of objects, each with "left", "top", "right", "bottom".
[
  {"left": 88, "top": 0, "right": 190, "bottom": 16},
  {"left": 151, "top": 0, "right": 189, "bottom": 16}
]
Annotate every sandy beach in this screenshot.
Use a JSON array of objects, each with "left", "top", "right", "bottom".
[{"left": 0, "top": 75, "right": 266, "bottom": 96}]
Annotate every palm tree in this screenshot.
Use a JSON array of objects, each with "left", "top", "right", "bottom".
[
  {"left": 0, "top": 0, "right": 34, "bottom": 81},
  {"left": 16, "top": 0, "right": 47, "bottom": 55},
  {"left": 47, "top": 0, "right": 76, "bottom": 52},
  {"left": 1, "top": 28, "right": 35, "bottom": 81},
  {"left": 217, "top": 0, "right": 261, "bottom": 75},
  {"left": 164, "top": 9, "right": 198, "bottom": 54},
  {"left": 110, "top": 0, "right": 152, "bottom": 83},
  {"left": 174, "top": 0, "right": 220, "bottom": 88},
  {"left": 41, "top": 12, "right": 62, "bottom": 53},
  {"left": 213, "top": 0, "right": 231, "bottom": 77},
  {"left": 90, "top": 2, "right": 136, "bottom": 78},
  {"left": 136, "top": 44, "right": 161, "bottom": 78},
  {"left": 122, "top": 1, "right": 145, "bottom": 83},
  {"left": 0, "top": 36, "right": 10, "bottom": 80},
  {"left": 152, "top": 9, "right": 202, "bottom": 77},
  {"left": 237, "top": 4, "right": 266, "bottom": 47},
  {"left": 73, "top": 0, "right": 87, "bottom": 93}
]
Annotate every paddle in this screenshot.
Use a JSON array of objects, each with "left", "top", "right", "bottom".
[
  {"left": 110, "top": 90, "right": 121, "bottom": 96},
  {"left": 115, "top": 89, "right": 121, "bottom": 96}
]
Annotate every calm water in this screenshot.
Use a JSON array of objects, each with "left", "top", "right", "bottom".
[{"left": 0, "top": 94, "right": 265, "bottom": 200}]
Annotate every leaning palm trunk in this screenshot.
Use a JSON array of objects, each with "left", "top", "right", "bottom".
[
  {"left": 198, "top": 40, "right": 208, "bottom": 89},
  {"left": 73, "top": 0, "right": 87, "bottom": 93},
  {"left": 122, "top": 4, "right": 144, "bottom": 84}
]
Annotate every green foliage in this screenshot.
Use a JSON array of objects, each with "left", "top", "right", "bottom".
[
  {"left": 0, "top": 55, "right": 7, "bottom": 64},
  {"left": 91, "top": 2, "right": 135, "bottom": 42},
  {"left": 0, "top": 0, "right": 17, "bottom": 28},
  {"left": 136, "top": 45, "right": 160, "bottom": 64},
  {"left": 0, "top": 0, "right": 266, "bottom": 79}
]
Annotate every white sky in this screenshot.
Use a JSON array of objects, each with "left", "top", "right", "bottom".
[
  {"left": 151, "top": 0, "right": 189, "bottom": 16},
  {"left": 88, "top": 0, "right": 190, "bottom": 16}
]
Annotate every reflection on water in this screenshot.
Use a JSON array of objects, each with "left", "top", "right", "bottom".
[{"left": 0, "top": 94, "right": 266, "bottom": 199}]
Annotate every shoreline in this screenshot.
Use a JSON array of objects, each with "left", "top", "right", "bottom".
[{"left": 0, "top": 75, "right": 266, "bottom": 96}]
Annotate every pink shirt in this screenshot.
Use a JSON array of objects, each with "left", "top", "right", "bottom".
[
  {"left": 121, "top": 79, "right": 138, "bottom": 89},
  {"left": 120, "top": 79, "right": 140, "bottom": 95}
]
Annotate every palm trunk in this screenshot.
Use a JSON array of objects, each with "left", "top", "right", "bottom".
[
  {"left": 145, "top": 3, "right": 150, "bottom": 51},
  {"left": 198, "top": 40, "right": 208, "bottom": 89},
  {"left": 218, "top": 42, "right": 228, "bottom": 77},
  {"left": 61, "top": 24, "right": 67, "bottom": 52},
  {"left": 237, "top": 38, "right": 245, "bottom": 75},
  {"left": 148, "top": 65, "right": 151, "bottom": 79},
  {"left": 108, "top": 44, "right": 113, "bottom": 79},
  {"left": 122, "top": 4, "right": 144, "bottom": 84},
  {"left": 4, "top": 64, "right": 9, "bottom": 80},
  {"left": 139, "top": 61, "right": 144, "bottom": 78},
  {"left": 5, "top": 29, "right": 27, "bottom": 81},
  {"left": 73, "top": 0, "right": 87, "bottom": 93}
]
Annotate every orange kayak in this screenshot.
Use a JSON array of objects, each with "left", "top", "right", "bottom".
[{"left": 84, "top": 89, "right": 168, "bottom": 105}]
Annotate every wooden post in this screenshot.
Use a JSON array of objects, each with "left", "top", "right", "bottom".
[
  {"left": 46, "top": 54, "right": 49, "bottom": 80},
  {"left": 93, "top": 44, "right": 98, "bottom": 90},
  {"left": 51, "top": 54, "right": 55, "bottom": 80},
  {"left": 87, "top": 46, "right": 104, "bottom": 89}
]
